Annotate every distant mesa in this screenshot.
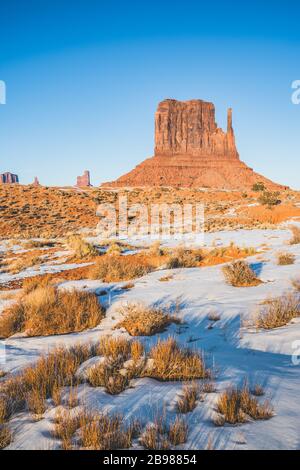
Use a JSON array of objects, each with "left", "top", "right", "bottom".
[
  {"left": 103, "top": 98, "right": 286, "bottom": 190},
  {"left": 0, "top": 172, "right": 19, "bottom": 184},
  {"left": 32, "top": 176, "right": 40, "bottom": 186},
  {"left": 76, "top": 170, "right": 92, "bottom": 187}
]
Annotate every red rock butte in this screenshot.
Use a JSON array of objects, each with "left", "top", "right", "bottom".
[{"left": 104, "top": 98, "right": 285, "bottom": 190}]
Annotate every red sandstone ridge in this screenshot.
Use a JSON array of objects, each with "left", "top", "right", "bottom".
[{"left": 103, "top": 98, "right": 286, "bottom": 190}]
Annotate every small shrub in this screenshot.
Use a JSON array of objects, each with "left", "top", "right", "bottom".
[
  {"left": 88, "top": 255, "right": 153, "bottom": 282},
  {"left": 115, "top": 302, "right": 180, "bottom": 336},
  {"left": 166, "top": 247, "right": 203, "bottom": 269},
  {"left": 144, "top": 338, "right": 209, "bottom": 381},
  {"left": 106, "top": 243, "right": 122, "bottom": 256},
  {"left": 258, "top": 191, "right": 281, "bottom": 207},
  {"left": 222, "top": 260, "right": 261, "bottom": 287},
  {"left": 252, "top": 182, "right": 265, "bottom": 192},
  {"left": 289, "top": 226, "right": 300, "bottom": 245},
  {"left": 67, "top": 234, "right": 98, "bottom": 259},
  {"left": 253, "top": 294, "right": 300, "bottom": 329}
]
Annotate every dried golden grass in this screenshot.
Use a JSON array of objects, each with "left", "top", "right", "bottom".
[
  {"left": 144, "top": 338, "right": 210, "bottom": 381},
  {"left": 0, "top": 344, "right": 93, "bottom": 420},
  {"left": 9, "top": 254, "right": 42, "bottom": 274},
  {"left": 166, "top": 247, "right": 203, "bottom": 269},
  {"left": 222, "top": 260, "right": 261, "bottom": 287},
  {"left": 0, "top": 285, "right": 104, "bottom": 338},
  {"left": 215, "top": 385, "right": 273, "bottom": 425},
  {"left": 253, "top": 293, "right": 300, "bottom": 329},
  {"left": 0, "top": 424, "right": 12, "bottom": 449},
  {"left": 78, "top": 410, "right": 139, "bottom": 450},
  {"left": 292, "top": 278, "right": 300, "bottom": 291},
  {"left": 115, "top": 302, "right": 180, "bottom": 336},
  {"left": 168, "top": 417, "right": 188, "bottom": 446},
  {"left": 276, "top": 252, "right": 295, "bottom": 265},
  {"left": 289, "top": 226, "right": 300, "bottom": 245},
  {"left": 176, "top": 382, "right": 200, "bottom": 413},
  {"left": 88, "top": 255, "right": 154, "bottom": 282}
]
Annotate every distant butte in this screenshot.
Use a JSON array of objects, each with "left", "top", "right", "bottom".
[
  {"left": 103, "top": 98, "right": 286, "bottom": 190},
  {"left": 0, "top": 172, "right": 19, "bottom": 184}
]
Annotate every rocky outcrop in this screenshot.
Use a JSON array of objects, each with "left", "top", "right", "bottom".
[
  {"left": 104, "top": 98, "right": 285, "bottom": 190},
  {"left": 0, "top": 172, "right": 19, "bottom": 184},
  {"left": 76, "top": 171, "right": 91, "bottom": 187},
  {"left": 154, "top": 99, "right": 238, "bottom": 160},
  {"left": 32, "top": 177, "right": 40, "bottom": 186}
]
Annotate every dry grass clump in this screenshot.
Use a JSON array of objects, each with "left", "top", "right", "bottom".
[
  {"left": 168, "top": 417, "right": 188, "bottom": 446},
  {"left": 0, "top": 285, "right": 104, "bottom": 338},
  {"left": 215, "top": 386, "right": 273, "bottom": 425},
  {"left": 0, "top": 344, "right": 93, "bottom": 419},
  {"left": 106, "top": 243, "right": 122, "bottom": 256},
  {"left": 87, "top": 362, "right": 130, "bottom": 395},
  {"left": 144, "top": 338, "right": 210, "bottom": 381},
  {"left": 88, "top": 255, "right": 153, "bottom": 282},
  {"left": 222, "top": 260, "right": 261, "bottom": 287},
  {"left": 292, "top": 278, "right": 300, "bottom": 291},
  {"left": 22, "top": 274, "right": 53, "bottom": 294},
  {"left": 9, "top": 254, "right": 42, "bottom": 274},
  {"left": 53, "top": 409, "right": 82, "bottom": 450},
  {"left": 79, "top": 411, "right": 139, "bottom": 450},
  {"left": 0, "top": 424, "right": 12, "bottom": 449},
  {"left": 289, "top": 226, "right": 300, "bottom": 245},
  {"left": 97, "top": 336, "right": 131, "bottom": 361},
  {"left": 140, "top": 416, "right": 188, "bottom": 449},
  {"left": 115, "top": 302, "right": 180, "bottom": 336},
  {"left": 276, "top": 252, "right": 295, "bottom": 265},
  {"left": 67, "top": 234, "right": 98, "bottom": 259},
  {"left": 253, "top": 294, "right": 300, "bottom": 329},
  {"left": 166, "top": 247, "right": 203, "bottom": 269},
  {"left": 54, "top": 405, "right": 140, "bottom": 450},
  {"left": 147, "top": 241, "right": 165, "bottom": 257},
  {"left": 87, "top": 337, "right": 144, "bottom": 394},
  {"left": 176, "top": 382, "right": 201, "bottom": 413}
]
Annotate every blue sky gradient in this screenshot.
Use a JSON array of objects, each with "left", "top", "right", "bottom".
[{"left": 0, "top": 0, "right": 299, "bottom": 187}]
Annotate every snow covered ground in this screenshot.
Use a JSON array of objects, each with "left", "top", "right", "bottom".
[{"left": 1, "top": 224, "right": 300, "bottom": 450}]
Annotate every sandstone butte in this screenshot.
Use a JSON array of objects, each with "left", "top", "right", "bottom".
[{"left": 103, "top": 99, "right": 286, "bottom": 190}]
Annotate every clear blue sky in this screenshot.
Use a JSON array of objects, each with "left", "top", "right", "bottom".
[{"left": 0, "top": 0, "right": 299, "bottom": 188}]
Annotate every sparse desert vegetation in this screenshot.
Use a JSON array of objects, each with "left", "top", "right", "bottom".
[
  {"left": 0, "top": 286, "right": 104, "bottom": 337},
  {"left": 88, "top": 254, "right": 155, "bottom": 282},
  {"left": 253, "top": 293, "right": 300, "bottom": 329},
  {"left": 222, "top": 260, "right": 261, "bottom": 287},
  {"left": 276, "top": 252, "right": 295, "bottom": 265},
  {"left": 115, "top": 302, "right": 180, "bottom": 336},
  {"left": 143, "top": 337, "right": 210, "bottom": 381},
  {"left": 215, "top": 385, "right": 273, "bottom": 425},
  {"left": 289, "top": 226, "right": 300, "bottom": 245}
]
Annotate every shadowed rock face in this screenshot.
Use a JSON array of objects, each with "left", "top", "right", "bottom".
[
  {"left": 0, "top": 172, "right": 19, "bottom": 184},
  {"left": 104, "top": 98, "right": 285, "bottom": 190}
]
